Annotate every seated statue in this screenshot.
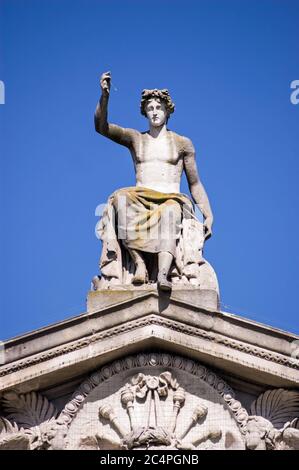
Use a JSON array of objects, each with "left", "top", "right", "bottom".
[{"left": 92, "top": 72, "right": 218, "bottom": 293}]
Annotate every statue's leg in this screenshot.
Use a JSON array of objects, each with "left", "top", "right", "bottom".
[
  {"left": 157, "top": 200, "right": 181, "bottom": 291},
  {"left": 157, "top": 251, "right": 173, "bottom": 291},
  {"left": 128, "top": 248, "right": 148, "bottom": 285}
]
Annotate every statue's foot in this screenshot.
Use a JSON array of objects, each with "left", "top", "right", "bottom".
[
  {"left": 132, "top": 268, "right": 148, "bottom": 285},
  {"left": 92, "top": 275, "right": 101, "bottom": 291},
  {"left": 157, "top": 270, "right": 172, "bottom": 292}
]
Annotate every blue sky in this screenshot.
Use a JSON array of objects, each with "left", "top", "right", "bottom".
[{"left": 0, "top": 0, "right": 298, "bottom": 340}]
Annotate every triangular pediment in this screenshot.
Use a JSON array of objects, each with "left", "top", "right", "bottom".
[{"left": 1, "top": 288, "right": 298, "bottom": 395}]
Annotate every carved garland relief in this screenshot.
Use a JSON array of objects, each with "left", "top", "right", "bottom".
[{"left": 0, "top": 353, "right": 298, "bottom": 450}]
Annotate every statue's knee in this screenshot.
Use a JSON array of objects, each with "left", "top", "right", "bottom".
[{"left": 164, "top": 200, "right": 181, "bottom": 215}]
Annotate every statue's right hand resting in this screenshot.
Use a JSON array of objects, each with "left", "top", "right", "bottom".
[{"left": 100, "top": 71, "right": 111, "bottom": 95}]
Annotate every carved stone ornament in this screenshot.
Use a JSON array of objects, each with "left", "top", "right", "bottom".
[
  {"left": 0, "top": 353, "right": 298, "bottom": 450},
  {"left": 0, "top": 416, "right": 30, "bottom": 450},
  {"left": 245, "top": 389, "right": 299, "bottom": 450},
  {"left": 60, "top": 353, "right": 247, "bottom": 450},
  {"left": 96, "top": 371, "right": 223, "bottom": 450},
  {"left": 0, "top": 391, "right": 67, "bottom": 450}
]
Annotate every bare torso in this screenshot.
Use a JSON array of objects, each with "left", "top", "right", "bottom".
[{"left": 131, "top": 130, "right": 184, "bottom": 194}]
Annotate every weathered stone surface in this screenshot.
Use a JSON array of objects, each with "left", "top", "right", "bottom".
[
  {"left": 1, "top": 352, "right": 299, "bottom": 450},
  {"left": 87, "top": 286, "right": 219, "bottom": 313},
  {"left": 1, "top": 291, "right": 298, "bottom": 398},
  {"left": 63, "top": 357, "right": 245, "bottom": 450},
  {"left": 0, "top": 286, "right": 298, "bottom": 451}
]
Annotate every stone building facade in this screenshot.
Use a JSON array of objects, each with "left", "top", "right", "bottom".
[{"left": 0, "top": 286, "right": 298, "bottom": 450}]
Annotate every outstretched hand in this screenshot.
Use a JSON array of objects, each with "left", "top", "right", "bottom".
[{"left": 100, "top": 71, "right": 111, "bottom": 95}]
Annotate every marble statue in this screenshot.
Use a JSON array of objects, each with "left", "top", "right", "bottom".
[{"left": 93, "top": 71, "right": 215, "bottom": 291}]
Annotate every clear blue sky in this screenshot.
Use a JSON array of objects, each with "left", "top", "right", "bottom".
[{"left": 0, "top": 0, "right": 298, "bottom": 340}]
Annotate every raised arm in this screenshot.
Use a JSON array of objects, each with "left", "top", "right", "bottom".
[
  {"left": 183, "top": 137, "right": 214, "bottom": 240},
  {"left": 94, "top": 71, "right": 137, "bottom": 148}
]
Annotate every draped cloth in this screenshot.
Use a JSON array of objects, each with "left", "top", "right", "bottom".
[{"left": 96, "top": 187, "right": 205, "bottom": 287}]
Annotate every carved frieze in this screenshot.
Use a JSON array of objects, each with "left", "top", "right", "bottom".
[{"left": 0, "top": 353, "right": 298, "bottom": 450}]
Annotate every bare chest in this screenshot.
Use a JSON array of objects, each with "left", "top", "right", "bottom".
[{"left": 135, "top": 132, "right": 180, "bottom": 165}]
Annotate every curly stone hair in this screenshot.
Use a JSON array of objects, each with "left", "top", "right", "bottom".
[{"left": 140, "top": 89, "right": 175, "bottom": 119}]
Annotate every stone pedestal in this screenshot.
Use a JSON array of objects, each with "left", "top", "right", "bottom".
[{"left": 87, "top": 285, "right": 220, "bottom": 313}]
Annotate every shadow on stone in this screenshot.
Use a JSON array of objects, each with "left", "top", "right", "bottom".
[{"left": 158, "top": 289, "right": 171, "bottom": 312}]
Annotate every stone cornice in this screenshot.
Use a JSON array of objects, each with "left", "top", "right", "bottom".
[
  {"left": 1, "top": 311, "right": 298, "bottom": 393},
  {"left": 3, "top": 291, "right": 298, "bottom": 362}
]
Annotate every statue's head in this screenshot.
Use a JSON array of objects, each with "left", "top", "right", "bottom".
[{"left": 140, "top": 89, "right": 175, "bottom": 127}]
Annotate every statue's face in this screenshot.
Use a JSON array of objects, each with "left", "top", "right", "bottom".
[{"left": 145, "top": 98, "right": 167, "bottom": 127}]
